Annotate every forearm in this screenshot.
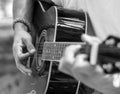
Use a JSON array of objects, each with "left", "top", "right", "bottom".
[{"left": 13, "top": 0, "right": 34, "bottom": 32}]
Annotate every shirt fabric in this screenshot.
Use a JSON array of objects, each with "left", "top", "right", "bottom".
[{"left": 52, "top": 0, "right": 120, "bottom": 41}]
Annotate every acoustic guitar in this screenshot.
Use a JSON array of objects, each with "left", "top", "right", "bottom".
[
  {"left": 20, "top": 1, "right": 120, "bottom": 94},
  {"left": 29, "top": 1, "right": 90, "bottom": 94}
]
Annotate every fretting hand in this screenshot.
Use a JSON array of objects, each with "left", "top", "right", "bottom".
[{"left": 59, "top": 34, "right": 120, "bottom": 94}]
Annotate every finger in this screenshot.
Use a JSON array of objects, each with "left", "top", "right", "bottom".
[
  {"left": 81, "top": 34, "right": 101, "bottom": 65},
  {"left": 71, "top": 54, "right": 104, "bottom": 82},
  {"left": 72, "top": 54, "right": 103, "bottom": 77},
  {"left": 13, "top": 41, "right": 22, "bottom": 56},
  {"left": 59, "top": 57, "right": 73, "bottom": 76},
  {"left": 14, "top": 44, "right": 30, "bottom": 60},
  {"left": 16, "top": 60, "right": 32, "bottom": 76},
  {"left": 19, "top": 52, "right": 30, "bottom": 61},
  {"left": 16, "top": 61, "right": 32, "bottom": 75},
  {"left": 90, "top": 42, "right": 99, "bottom": 65},
  {"left": 22, "top": 38, "right": 36, "bottom": 55},
  {"left": 19, "top": 67, "right": 32, "bottom": 76},
  {"left": 18, "top": 67, "right": 27, "bottom": 75},
  {"left": 81, "top": 34, "right": 102, "bottom": 45},
  {"left": 59, "top": 45, "right": 81, "bottom": 75},
  {"left": 13, "top": 44, "right": 32, "bottom": 75},
  {"left": 71, "top": 54, "right": 92, "bottom": 81},
  {"left": 63, "top": 45, "right": 81, "bottom": 63},
  {"left": 72, "top": 54, "right": 90, "bottom": 74},
  {"left": 113, "top": 73, "right": 120, "bottom": 88}
]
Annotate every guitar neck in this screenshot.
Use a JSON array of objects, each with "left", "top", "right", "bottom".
[
  {"left": 41, "top": 42, "right": 87, "bottom": 61},
  {"left": 40, "top": 42, "right": 120, "bottom": 63}
]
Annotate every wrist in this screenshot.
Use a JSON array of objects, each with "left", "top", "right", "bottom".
[
  {"left": 14, "top": 22, "right": 28, "bottom": 31},
  {"left": 13, "top": 22, "right": 28, "bottom": 35},
  {"left": 13, "top": 18, "right": 31, "bottom": 33}
]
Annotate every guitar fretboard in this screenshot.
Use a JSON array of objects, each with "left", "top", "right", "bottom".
[
  {"left": 39, "top": 41, "right": 120, "bottom": 62},
  {"left": 40, "top": 42, "right": 86, "bottom": 61}
]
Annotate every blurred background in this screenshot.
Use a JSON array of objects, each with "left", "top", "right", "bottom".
[{"left": 0, "top": 0, "right": 25, "bottom": 94}]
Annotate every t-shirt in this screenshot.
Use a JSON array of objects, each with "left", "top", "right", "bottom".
[{"left": 52, "top": 0, "right": 120, "bottom": 41}]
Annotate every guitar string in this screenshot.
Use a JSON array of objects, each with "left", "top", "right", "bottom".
[{"left": 26, "top": 43, "right": 80, "bottom": 59}]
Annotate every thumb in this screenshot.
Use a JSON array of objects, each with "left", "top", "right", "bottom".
[
  {"left": 23, "top": 38, "right": 36, "bottom": 54},
  {"left": 81, "top": 34, "right": 102, "bottom": 45},
  {"left": 81, "top": 34, "right": 101, "bottom": 65}
]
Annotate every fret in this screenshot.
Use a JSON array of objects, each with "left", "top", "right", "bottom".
[{"left": 41, "top": 42, "right": 85, "bottom": 61}]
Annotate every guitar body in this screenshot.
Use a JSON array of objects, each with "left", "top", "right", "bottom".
[
  {"left": 17, "top": 1, "right": 94, "bottom": 94},
  {"left": 16, "top": 1, "right": 50, "bottom": 94},
  {"left": 15, "top": 1, "right": 120, "bottom": 94},
  {"left": 32, "top": 1, "right": 91, "bottom": 94}
]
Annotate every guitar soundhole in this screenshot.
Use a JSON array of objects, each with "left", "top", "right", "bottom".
[{"left": 36, "top": 30, "right": 47, "bottom": 75}]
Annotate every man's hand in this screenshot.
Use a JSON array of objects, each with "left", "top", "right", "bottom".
[
  {"left": 59, "top": 34, "right": 120, "bottom": 94},
  {"left": 13, "top": 24, "right": 36, "bottom": 76}
]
